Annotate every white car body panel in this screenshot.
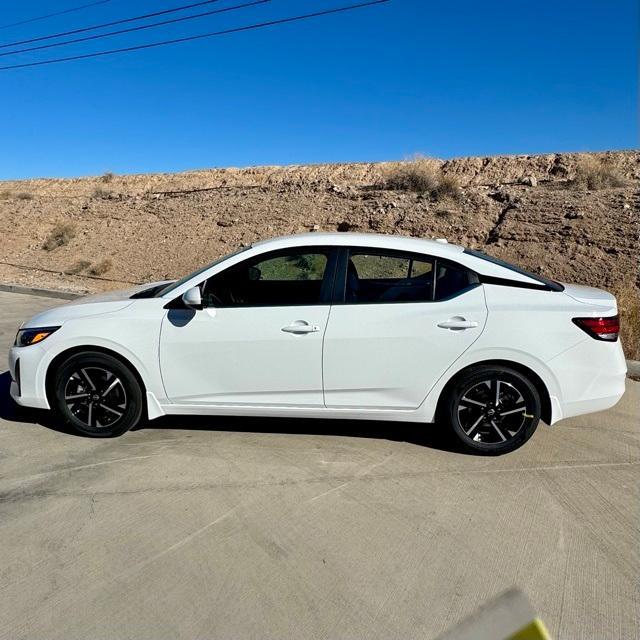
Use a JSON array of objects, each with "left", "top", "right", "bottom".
[
  {"left": 8, "top": 232, "right": 626, "bottom": 430},
  {"left": 323, "top": 285, "right": 488, "bottom": 409},
  {"left": 159, "top": 305, "right": 329, "bottom": 406}
]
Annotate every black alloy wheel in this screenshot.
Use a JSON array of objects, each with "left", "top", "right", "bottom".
[
  {"left": 445, "top": 366, "right": 541, "bottom": 454},
  {"left": 52, "top": 351, "right": 143, "bottom": 437}
]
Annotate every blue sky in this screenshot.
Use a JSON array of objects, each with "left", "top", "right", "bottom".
[{"left": 0, "top": 0, "right": 636, "bottom": 179}]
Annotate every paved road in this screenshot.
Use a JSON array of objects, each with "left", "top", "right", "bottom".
[{"left": 0, "top": 290, "right": 638, "bottom": 639}]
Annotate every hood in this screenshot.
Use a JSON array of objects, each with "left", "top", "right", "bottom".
[
  {"left": 21, "top": 281, "right": 169, "bottom": 328},
  {"left": 561, "top": 283, "right": 617, "bottom": 310},
  {"left": 71, "top": 280, "right": 171, "bottom": 304}
]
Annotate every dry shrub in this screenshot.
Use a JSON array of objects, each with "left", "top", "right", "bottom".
[
  {"left": 384, "top": 157, "right": 439, "bottom": 193},
  {"left": 42, "top": 222, "right": 76, "bottom": 251},
  {"left": 101, "top": 171, "right": 115, "bottom": 183},
  {"left": 0, "top": 190, "right": 10, "bottom": 200},
  {"left": 16, "top": 192, "right": 33, "bottom": 200},
  {"left": 615, "top": 283, "right": 640, "bottom": 361},
  {"left": 88, "top": 258, "right": 113, "bottom": 276},
  {"left": 383, "top": 156, "right": 461, "bottom": 201},
  {"left": 64, "top": 259, "right": 91, "bottom": 275},
  {"left": 92, "top": 187, "right": 111, "bottom": 199},
  {"left": 434, "top": 175, "right": 462, "bottom": 201},
  {"left": 570, "top": 157, "right": 626, "bottom": 190}
]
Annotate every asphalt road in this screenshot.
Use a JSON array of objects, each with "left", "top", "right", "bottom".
[{"left": 0, "top": 290, "right": 638, "bottom": 640}]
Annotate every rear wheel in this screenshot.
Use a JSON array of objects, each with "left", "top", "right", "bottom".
[
  {"left": 51, "top": 351, "right": 143, "bottom": 437},
  {"left": 444, "top": 366, "right": 541, "bottom": 454}
]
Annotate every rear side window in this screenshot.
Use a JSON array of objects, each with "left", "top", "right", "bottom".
[
  {"left": 345, "top": 250, "right": 434, "bottom": 303},
  {"left": 343, "top": 249, "right": 478, "bottom": 304},
  {"left": 203, "top": 249, "right": 332, "bottom": 307},
  {"left": 434, "top": 261, "right": 477, "bottom": 300}
]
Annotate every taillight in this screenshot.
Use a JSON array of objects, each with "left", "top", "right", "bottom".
[{"left": 572, "top": 315, "right": 620, "bottom": 341}]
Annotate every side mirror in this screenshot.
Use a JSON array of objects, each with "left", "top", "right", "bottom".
[{"left": 181, "top": 285, "right": 202, "bottom": 310}]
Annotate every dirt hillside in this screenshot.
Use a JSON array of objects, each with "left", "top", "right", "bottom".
[{"left": 1, "top": 150, "right": 638, "bottom": 356}]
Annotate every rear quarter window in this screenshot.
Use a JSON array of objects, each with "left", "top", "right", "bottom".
[{"left": 464, "top": 248, "right": 564, "bottom": 291}]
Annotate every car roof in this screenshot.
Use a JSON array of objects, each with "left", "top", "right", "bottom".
[{"left": 251, "top": 232, "right": 465, "bottom": 257}]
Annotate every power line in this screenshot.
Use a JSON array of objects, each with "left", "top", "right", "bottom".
[
  {"left": 0, "top": 1, "right": 113, "bottom": 30},
  {"left": 0, "top": 0, "right": 390, "bottom": 71},
  {"left": 0, "top": 0, "right": 223, "bottom": 49},
  {"left": 0, "top": 0, "right": 270, "bottom": 58}
]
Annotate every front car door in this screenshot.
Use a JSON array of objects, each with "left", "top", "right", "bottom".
[
  {"left": 322, "top": 247, "right": 488, "bottom": 410},
  {"left": 159, "top": 246, "right": 337, "bottom": 407}
]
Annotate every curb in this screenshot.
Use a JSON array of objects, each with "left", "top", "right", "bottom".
[
  {"left": 627, "top": 360, "right": 640, "bottom": 380},
  {"left": 0, "top": 283, "right": 82, "bottom": 300}
]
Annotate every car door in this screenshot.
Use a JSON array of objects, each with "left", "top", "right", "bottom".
[
  {"left": 322, "top": 248, "right": 488, "bottom": 410},
  {"left": 159, "top": 246, "right": 337, "bottom": 407}
]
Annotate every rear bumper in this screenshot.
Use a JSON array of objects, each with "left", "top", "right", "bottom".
[{"left": 548, "top": 338, "right": 627, "bottom": 423}]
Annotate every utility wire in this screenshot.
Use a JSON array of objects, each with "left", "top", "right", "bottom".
[
  {"left": 0, "top": 1, "right": 113, "bottom": 30},
  {"left": 0, "top": 0, "right": 390, "bottom": 71},
  {"left": 0, "top": 0, "right": 270, "bottom": 58},
  {"left": 0, "top": 0, "right": 223, "bottom": 49}
]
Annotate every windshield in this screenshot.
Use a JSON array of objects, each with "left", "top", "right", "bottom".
[
  {"left": 464, "top": 248, "right": 564, "bottom": 291},
  {"left": 155, "top": 246, "right": 251, "bottom": 297}
]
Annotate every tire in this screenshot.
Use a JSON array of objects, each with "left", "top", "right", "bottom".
[
  {"left": 443, "top": 365, "right": 541, "bottom": 455},
  {"left": 51, "top": 351, "right": 143, "bottom": 437}
]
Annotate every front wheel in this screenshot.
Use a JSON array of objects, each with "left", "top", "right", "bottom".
[
  {"left": 443, "top": 366, "right": 541, "bottom": 455},
  {"left": 51, "top": 351, "right": 143, "bottom": 437}
]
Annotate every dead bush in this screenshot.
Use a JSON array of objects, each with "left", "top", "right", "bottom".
[
  {"left": 42, "top": 222, "right": 76, "bottom": 251},
  {"left": 92, "top": 187, "right": 111, "bottom": 199},
  {"left": 64, "top": 259, "right": 91, "bottom": 275},
  {"left": 570, "top": 157, "right": 626, "bottom": 190},
  {"left": 383, "top": 157, "right": 461, "bottom": 201},
  {"left": 434, "top": 175, "right": 462, "bottom": 201},
  {"left": 101, "top": 171, "right": 115, "bottom": 183},
  {"left": 0, "top": 190, "right": 10, "bottom": 200},
  {"left": 16, "top": 192, "right": 33, "bottom": 200},
  {"left": 88, "top": 258, "right": 113, "bottom": 276}
]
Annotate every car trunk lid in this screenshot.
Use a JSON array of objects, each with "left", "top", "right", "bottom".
[{"left": 561, "top": 283, "right": 617, "bottom": 310}]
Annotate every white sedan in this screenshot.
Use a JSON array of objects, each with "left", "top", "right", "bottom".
[{"left": 9, "top": 233, "right": 626, "bottom": 454}]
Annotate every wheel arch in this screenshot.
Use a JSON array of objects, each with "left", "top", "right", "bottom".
[
  {"left": 435, "top": 359, "right": 553, "bottom": 425},
  {"left": 44, "top": 345, "right": 148, "bottom": 409}
]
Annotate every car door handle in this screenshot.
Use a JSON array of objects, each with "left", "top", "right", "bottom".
[
  {"left": 437, "top": 318, "right": 479, "bottom": 330},
  {"left": 281, "top": 321, "right": 320, "bottom": 334}
]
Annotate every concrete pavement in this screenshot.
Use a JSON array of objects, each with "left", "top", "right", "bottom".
[{"left": 0, "top": 290, "right": 638, "bottom": 639}]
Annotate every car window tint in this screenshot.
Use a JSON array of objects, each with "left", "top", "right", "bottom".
[
  {"left": 346, "top": 251, "right": 434, "bottom": 304},
  {"left": 203, "top": 250, "right": 329, "bottom": 307},
  {"left": 351, "top": 254, "right": 410, "bottom": 279},
  {"left": 433, "top": 261, "right": 476, "bottom": 300},
  {"left": 258, "top": 253, "right": 327, "bottom": 281}
]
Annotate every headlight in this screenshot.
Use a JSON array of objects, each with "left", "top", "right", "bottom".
[{"left": 14, "top": 326, "right": 60, "bottom": 347}]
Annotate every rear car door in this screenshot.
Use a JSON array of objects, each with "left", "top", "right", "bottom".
[
  {"left": 322, "top": 248, "right": 488, "bottom": 409},
  {"left": 159, "top": 246, "right": 337, "bottom": 407}
]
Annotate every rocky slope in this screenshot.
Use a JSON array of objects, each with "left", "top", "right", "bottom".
[{"left": 1, "top": 151, "right": 638, "bottom": 355}]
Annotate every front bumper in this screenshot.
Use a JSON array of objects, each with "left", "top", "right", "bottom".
[{"left": 8, "top": 344, "right": 50, "bottom": 410}]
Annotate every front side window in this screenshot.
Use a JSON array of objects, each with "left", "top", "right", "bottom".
[
  {"left": 203, "top": 249, "right": 331, "bottom": 307},
  {"left": 345, "top": 250, "right": 434, "bottom": 303}
]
